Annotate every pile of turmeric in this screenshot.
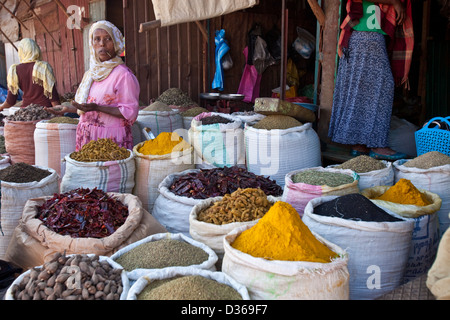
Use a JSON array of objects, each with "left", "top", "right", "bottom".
[
  {"left": 70, "top": 138, "right": 130, "bottom": 162},
  {"left": 374, "top": 178, "right": 431, "bottom": 206},
  {"left": 231, "top": 201, "right": 337, "bottom": 263},
  {"left": 138, "top": 132, "right": 190, "bottom": 155}
]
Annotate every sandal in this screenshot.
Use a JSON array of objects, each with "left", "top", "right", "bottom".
[{"left": 350, "top": 149, "right": 370, "bottom": 156}]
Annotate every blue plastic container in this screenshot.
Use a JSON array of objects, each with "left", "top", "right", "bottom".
[{"left": 415, "top": 116, "right": 450, "bottom": 156}]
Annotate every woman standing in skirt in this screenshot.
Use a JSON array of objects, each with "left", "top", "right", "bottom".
[{"left": 328, "top": 0, "right": 414, "bottom": 160}]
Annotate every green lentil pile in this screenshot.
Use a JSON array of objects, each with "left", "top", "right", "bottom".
[
  {"left": 403, "top": 151, "right": 450, "bottom": 169},
  {"left": 181, "top": 107, "right": 208, "bottom": 117},
  {"left": 336, "top": 155, "right": 386, "bottom": 173},
  {"left": 252, "top": 115, "right": 302, "bottom": 130},
  {"left": 47, "top": 116, "right": 79, "bottom": 124},
  {"left": 137, "top": 275, "right": 243, "bottom": 300},
  {"left": 292, "top": 170, "right": 354, "bottom": 187},
  {"left": 114, "top": 239, "right": 209, "bottom": 271}
]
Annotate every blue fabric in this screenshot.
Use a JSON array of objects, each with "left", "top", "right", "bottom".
[
  {"left": 328, "top": 31, "right": 394, "bottom": 148},
  {"left": 212, "top": 29, "right": 230, "bottom": 91}
]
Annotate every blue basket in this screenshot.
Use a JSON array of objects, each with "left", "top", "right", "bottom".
[{"left": 415, "top": 116, "right": 450, "bottom": 156}]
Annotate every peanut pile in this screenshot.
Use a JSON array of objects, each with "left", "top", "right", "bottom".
[
  {"left": 197, "top": 188, "right": 273, "bottom": 225},
  {"left": 10, "top": 252, "right": 124, "bottom": 300}
]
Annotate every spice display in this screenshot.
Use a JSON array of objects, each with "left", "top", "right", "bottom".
[
  {"left": 231, "top": 201, "right": 338, "bottom": 263},
  {"left": 70, "top": 138, "right": 130, "bottom": 162},
  {"left": 137, "top": 132, "right": 190, "bottom": 155},
  {"left": 373, "top": 178, "right": 431, "bottom": 206},
  {"left": 6, "top": 104, "right": 53, "bottom": 122},
  {"left": 114, "top": 239, "right": 209, "bottom": 271},
  {"left": 155, "top": 88, "right": 197, "bottom": 107},
  {"left": 252, "top": 115, "right": 302, "bottom": 130},
  {"left": 403, "top": 151, "right": 450, "bottom": 169},
  {"left": 137, "top": 275, "right": 242, "bottom": 300},
  {"left": 47, "top": 116, "right": 79, "bottom": 124},
  {"left": 0, "top": 162, "right": 51, "bottom": 183},
  {"left": 169, "top": 166, "right": 283, "bottom": 199},
  {"left": 36, "top": 188, "right": 129, "bottom": 238},
  {"left": 200, "top": 115, "right": 232, "bottom": 125},
  {"left": 142, "top": 101, "right": 173, "bottom": 112},
  {"left": 314, "top": 193, "right": 402, "bottom": 222},
  {"left": 292, "top": 170, "right": 354, "bottom": 187},
  {"left": 0, "top": 135, "right": 5, "bottom": 154},
  {"left": 197, "top": 188, "right": 273, "bottom": 225},
  {"left": 181, "top": 107, "right": 208, "bottom": 117},
  {"left": 10, "top": 252, "right": 123, "bottom": 300},
  {"left": 336, "top": 155, "right": 386, "bottom": 173}
]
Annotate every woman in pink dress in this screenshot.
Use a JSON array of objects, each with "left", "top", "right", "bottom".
[{"left": 47, "top": 21, "right": 139, "bottom": 151}]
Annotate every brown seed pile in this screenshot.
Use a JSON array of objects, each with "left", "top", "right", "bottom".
[
  {"left": 252, "top": 115, "right": 302, "bottom": 130},
  {"left": 197, "top": 188, "right": 273, "bottom": 225},
  {"left": 47, "top": 116, "right": 79, "bottom": 124},
  {"left": 336, "top": 155, "right": 386, "bottom": 173},
  {"left": 137, "top": 275, "right": 243, "bottom": 300},
  {"left": 181, "top": 107, "right": 208, "bottom": 117},
  {"left": 142, "top": 101, "right": 173, "bottom": 112},
  {"left": 403, "top": 151, "right": 450, "bottom": 169},
  {"left": 200, "top": 115, "right": 232, "bottom": 125},
  {"left": 70, "top": 138, "right": 130, "bottom": 162},
  {"left": 155, "top": 88, "right": 197, "bottom": 107},
  {"left": 6, "top": 104, "right": 53, "bottom": 122},
  {"left": 0, "top": 162, "right": 51, "bottom": 183},
  {"left": 10, "top": 252, "right": 124, "bottom": 300}
]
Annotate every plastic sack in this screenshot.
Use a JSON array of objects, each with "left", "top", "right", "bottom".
[
  {"left": 212, "top": 29, "right": 230, "bottom": 91},
  {"left": 3, "top": 119, "right": 41, "bottom": 165},
  {"left": 135, "top": 110, "right": 183, "bottom": 143},
  {"left": 237, "top": 47, "right": 262, "bottom": 103}
]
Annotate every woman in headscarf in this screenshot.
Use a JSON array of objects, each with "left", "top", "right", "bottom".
[
  {"left": 0, "top": 38, "right": 60, "bottom": 111},
  {"left": 47, "top": 20, "right": 140, "bottom": 151}
]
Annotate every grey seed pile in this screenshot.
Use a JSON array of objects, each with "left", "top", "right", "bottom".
[
  {"left": 403, "top": 151, "right": 450, "bottom": 169},
  {"left": 292, "top": 170, "right": 354, "bottom": 187},
  {"left": 336, "top": 155, "right": 386, "bottom": 173}
]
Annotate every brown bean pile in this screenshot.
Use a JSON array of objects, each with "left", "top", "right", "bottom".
[
  {"left": 70, "top": 138, "right": 130, "bottom": 162},
  {"left": 197, "top": 188, "right": 273, "bottom": 225},
  {"left": 10, "top": 252, "right": 124, "bottom": 300},
  {"left": 6, "top": 104, "right": 53, "bottom": 121}
]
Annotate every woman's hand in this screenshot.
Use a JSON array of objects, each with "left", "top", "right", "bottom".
[
  {"left": 392, "top": 0, "right": 406, "bottom": 25},
  {"left": 72, "top": 101, "right": 98, "bottom": 113},
  {"left": 45, "top": 104, "right": 72, "bottom": 116}
]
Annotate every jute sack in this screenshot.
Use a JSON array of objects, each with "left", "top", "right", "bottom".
[
  {"left": 110, "top": 232, "right": 218, "bottom": 281},
  {"left": 282, "top": 167, "right": 360, "bottom": 217},
  {"left": 60, "top": 151, "right": 136, "bottom": 194},
  {"left": 126, "top": 267, "right": 250, "bottom": 300},
  {"left": 302, "top": 196, "right": 414, "bottom": 300},
  {"left": 361, "top": 186, "right": 442, "bottom": 284},
  {"left": 0, "top": 166, "right": 59, "bottom": 260},
  {"left": 34, "top": 120, "right": 77, "bottom": 178},
  {"left": 189, "top": 195, "right": 280, "bottom": 257},
  {"left": 222, "top": 224, "right": 350, "bottom": 300},
  {"left": 3, "top": 119, "right": 40, "bottom": 165},
  {"left": 132, "top": 142, "right": 194, "bottom": 213},
  {"left": 4, "top": 193, "right": 167, "bottom": 270}
]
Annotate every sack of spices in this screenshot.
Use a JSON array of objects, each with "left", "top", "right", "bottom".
[
  {"left": 222, "top": 201, "right": 349, "bottom": 300},
  {"left": 135, "top": 107, "right": 183, "bottom": 144},
  {"left": 0, "top": 164, "right": 59, "bottom": 259},
  {"left": 282, "top": 167, "right": 360, "bottom": 217},
  {"left": 361, "top": 180, "right": 442, "bottom": 284},
  {"left": 4, "top": 191, "right": 167, "bottom": 270},
  {"left": 34, "top": 119, "right": 78, "bottom": 178},
  {"left": 110, "top": 232, "right": 218, "bottom": 281},
  {"left": 3, "top": 119, "right": 40, "bottom": 165},
  {"left": 127, "top": 266, "right": 249, "bottom": 300},
  {"left": 132, "top": 133, "right": 194, "bottom": 213},
  {"left": 0, "top": 155, "right": 11, "bottom": 170},
  {"left": 188, "top": 112, "right": 245, "bottom": 168},
  {"left": 245, "top": 121, "right": 321, "bottom": 188},
  {"left": 393, "top": 154, "right": 450, "bottom": 237},
  {"left": 302, "top": 195, "right": 414, "bottom": 300}
]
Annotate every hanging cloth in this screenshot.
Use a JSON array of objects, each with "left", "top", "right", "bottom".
[
  {"left": 237, "top": 46, "right": 262, "bottom": 103},
  {"left": 212, "top": 29, "right": 230, "bottom": 91}
]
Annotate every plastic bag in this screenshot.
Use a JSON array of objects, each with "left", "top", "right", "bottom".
[
  {"left": 292, "top": 27, "right": 316, "bottom": 59},
  {"left": 212, "top": 29, "right": 230, "bottom": 91}
]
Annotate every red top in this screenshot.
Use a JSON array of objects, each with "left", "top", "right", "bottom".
[{"left": 6, "top": 62, "right": 60, "bottom": 108}]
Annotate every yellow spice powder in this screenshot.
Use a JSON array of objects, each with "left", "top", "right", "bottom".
[
  {"left": 374, "top": 178, "right": 431, "bottom": 206},
  {"left": 231, "top": 201, "right": 337, "bottom": 263},
  {"left": 138, "top": 132, "right": 190, "bottom": 155}
]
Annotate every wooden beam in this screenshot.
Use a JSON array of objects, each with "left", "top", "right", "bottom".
[
  {"left": 0, "top": 1, "right": 29, "bottom": 31},
  {"left": 0, "top": 26, "right": 18, "bottom": 51},
  {"left": 194, "top": 21, "right": 208, "bottom": 42},
  {"left": 139, "top": 19, "right": 161, "bottom": 33},
  {"left": 307, "top": 0, "right": 325, "bottom": 27}
]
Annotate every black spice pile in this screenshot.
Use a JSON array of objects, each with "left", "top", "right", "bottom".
[
  {"left": 314, "top": 193, "right": 402, "bottom": 222},
  {"left": 0, "top": 162, "right": 52, "bottom": 183},
  {"left": 200, "top": 115, "right": 232, "bottom": 125}
]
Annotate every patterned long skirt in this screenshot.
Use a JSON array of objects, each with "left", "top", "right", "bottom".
[{"left": 328, "top": 31, "right": 394, "bottom": 148}]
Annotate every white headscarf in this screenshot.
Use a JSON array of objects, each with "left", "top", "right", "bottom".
[
  {"left": 75, "top": 20, "right": 125, "bottom": 104},
  {"left": 7, "top": 38, "right": 56, "bottom": 98}
]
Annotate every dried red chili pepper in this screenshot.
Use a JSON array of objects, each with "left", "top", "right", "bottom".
[{"left": 36, "top": 188, "right": 129, "bottom": 238}]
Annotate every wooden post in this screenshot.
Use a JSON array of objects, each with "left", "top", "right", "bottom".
[
  {"left": 418, "top": 0, "right": 430, "bottom": 124},
  {"left": 307, "top": 0, "right": 325, "bottom": 26}
]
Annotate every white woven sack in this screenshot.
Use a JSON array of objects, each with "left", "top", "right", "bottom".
[
  {"left": 132, "top": 142, "right": 194, "bottom": 213},
  {"left": 60, "top": 151, "right": 135, "bottom": 194},
  {"left": 0, "top": 166, "right": 59, "bottom": 259},
  {"left": 231, "top": 111, "right": 266, "bottom": 128},
  {"left": 110, "top": 232, "right": 218, "bottom": 281},
  {"left": 182, "top": 116, "right": 194, "bottom": 132},
  {"left": 34, "top": 120, "right": 77, "bottom": 178},
  {"left": 302, "top": 196, "right": 414, "bottom": 300},
  {"left": 135, "top": 110, "right": 183, "bottom": 142},
  {"left": 152, "top": 169, "right": 203, "bottom": 236},
  {"left": 4, "top": 254, "right": 130, "bottom": 300},
  {"left": 189, "top": 195, "right": 280, "bottom": 257},
  {"left": 126, "top": 266, "right": 250, "bottom": 300},
  {"left": 188, "top": 112, "right": 245, "bottom": 168},
  {"left": 0, "top": 155, "right": 11, "bottom": 170},
  {"left": 282, "top": 167, "right": 360, "bottom": 217},
  {"left": 222, "top": 224, "right": 349, "bottom": 300},
  {"left": 244, "top": 122, "right": 321, "bottom": 188},
  {"left": 393, "top": 159, "right": 450, "bottom": 237}
]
